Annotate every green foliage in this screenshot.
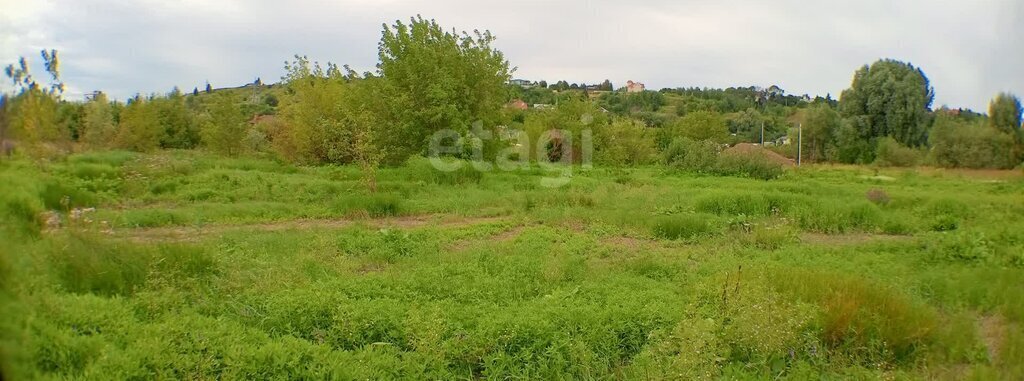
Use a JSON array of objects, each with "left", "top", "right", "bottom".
[
  {"left": 727, "top": 107, "right": 786, "bottom": 144},
  {"left": 593, "top": 118, "right": 658, "bottom": 165},
  {"left": 377, "top": 16, "right": 511, "bottom": 147},
  {"left": 651, "top": 213, "right": 716, "bottom": 240},
  {"left": 839, "top": 59, "right": 934, "bottom": 147},
  {"left": 598, "top": 91, "right": 665, "bottom": 115},
  {"left": 770, "top": 269, "right": 938, "bottom": 362},
  {"left": 201, "top": 93, "right": 248, "bottom": 156},
  {"left": 664, "top": 138, "right": 783, "bottom": 179},
  {"left": 989, "top": 93, "right": 1023, "bottom": 139},
  {"left": 929, "top": 113, "right": 1018, "bottom": 169},
  {"left": 832, "top": 118, "right": 877, "bottom": 164},
  {"left": 5, "top": 89, "right": 63, "bottom": 151},
  {"left": 715, "top": 150, "right": 785, "bottom": 180},
  {"left": 47, "top": 233, "right": 216, "bottom": 296},
  {"left": 114, "top": 97, "right": 162, "bottom": 152},
  {"left": 333, "top": 193, "right": 404, "bottom": 218},
  {"left": 663, "top": 137, "right": 720, "bottom": 172},
  {"left": 664, "top": 110, "right": 728, "bottom": 145},
  {"left": 2, "top": 151, "right": 1024, "bottom": 379},
  {"left": 522, "top": 96, "right": 608, "bottom": 162},
  {"left": 80, "top": 93, "right": 116, "bottom": 147},
  {"left": 154, "top": 88, "right": 200, "bottom": 149},
  {"left": 874, "top": 137, "right": 923, "bottom": 167},
  {"left": 799, "top": 104, "right": 841, "bottom": 162}
]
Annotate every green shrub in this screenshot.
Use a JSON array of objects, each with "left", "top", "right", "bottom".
[
  {"left": 365, "top": 194, "right": 402, "bottom": 217},
  {"left": 51, "top": 235, "right": 149, "bottom": 296},
  {"left": 793, "top": 201, "right": 882, "bottom": 233},
  {"left": 66, "top": 163, "right": 120, "bottom": 180},
  {"left": 694, "top": 192, "right": 794, "bottom": 217},
  {"left": 49, "top": 234, "right": 216, "bottom": 296},
  {"left": 715, "top": 151, "right": 784, "bottom": 180},
  {"left": 742, "top": 225, "right": 799, "bottom": 250},
  {"left": 651, "top": 214, "right": 716, "bottom": 240},
  {"left": 874, "top": 137, "right": 922, "bottom": 167},
  {"left": 430, "top": 164, "right": 484, "bottom": 185},
  {"left": 663, "top": 137, "right": 720, "bottom": 172},
  {"left": 1, "top": 192, "right": 43, "bottom": 236},
  {"left": 38, "top": 182, "right": 97, "bottom": 210},
  {"left": 66, "top": 151, "right": 137, "bottom": 167},
  {"left": 769, "top": 268, "right": 938, "bottom": 363},
  {"left": 333, "top": 193, "right": 403, "bottom": 218}
]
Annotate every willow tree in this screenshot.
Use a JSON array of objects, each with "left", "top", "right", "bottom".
[{"left": 839, "top": 59, "right": 934, "bottom": 154}]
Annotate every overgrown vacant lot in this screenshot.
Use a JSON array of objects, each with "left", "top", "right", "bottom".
[{"left": 2, "top": 150, "right": 1023, "bottom": 379}]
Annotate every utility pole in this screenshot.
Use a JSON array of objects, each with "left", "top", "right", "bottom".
[
  {"left": 760, "top": 120, "right": 764, "bottom": 145},
  {"left": 797, "top": 123, "right": 802, "bottom": 167}
]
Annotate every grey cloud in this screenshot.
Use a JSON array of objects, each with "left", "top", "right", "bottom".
[{"left": 1, "top": 0, "right": 1020, "bottom": 111}]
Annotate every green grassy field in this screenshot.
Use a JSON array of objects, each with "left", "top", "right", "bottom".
[{"left": 2, "top": 150, "right": 1023, "bottom": 379}]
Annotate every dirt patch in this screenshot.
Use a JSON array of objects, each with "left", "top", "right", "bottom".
[
  {"left": 493, "top": 226, "right": 525, "bottom": 242},
  {"left": 600, "top": 236, "right": 652, "bottom": 250},
  {"left": 723, "top": 143, "right": 796, "bottom": 167},
  {"left": 109, "top": 214, "right": 508, "bottom": 243},
  {"left": 978, "top": 315, "right": 1007, "bottom": 363},
  {"left": 800, "top": 232, "right": 912, "bottom": 246},
  {"left": 447, "top": 224, "right": 528, "bottom": 252}
]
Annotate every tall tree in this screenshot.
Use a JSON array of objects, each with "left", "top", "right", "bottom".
[
  {"left": 988, "top": 92, "right": 1022, "bottom": 141},
  {"left": 81, "top": 91, "right": 116, "bottom": 147},
  {"left": 839, "top": 59, "right": 934, "bottom": 148},
  {"left": 156, "top": 88, "right": 199, "bottom": 148},
  {"left": 801, "top": 104, "right": 842, "bottom": 162},
  {"left": 663, "top": 110, "right": 728, "bottom": 147},
  {"left": 202, "top": 93, "right": 248, "bottom": 156},
  {"left": 377, "top": 15, "right": 512, "bottom": 154},
  {"left": 114, "top": 96, "right": 162, "bottom": 151}
]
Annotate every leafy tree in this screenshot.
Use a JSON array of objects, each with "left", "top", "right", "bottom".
[
  {"left": 377, "top": 15, "right": 511, "bottom": 153},
  {"left": 114, "top": 96, "right": 162, "bottom": 151},
  {"left": 874, "top": 137, "right": 922, "bottom": 167},
  {"left": 728, "top": 108, "right": 784, "bottom": 144},
  {"left": 929, "top": 113, "right": 1018, "bottom": 169},
  {"left": 522, "top": 96, "right": 608, "bottom": 162},
  {"left": 3, "top": 50, "right": 67, "bottom": 155},
  {"left": 832, "top": 119, "right": 875, "bottom": 164},
  {"left": 599, "top": 91, "right": 665, "bottom": 115},
  {"left": 81, "top": 91, "right": 117, "bottom": 147},
  {"left": 202, "top": 93, "right": 248, "bottom": 156},
  {"left": 663, "top": 137, "right": 721, "bottom": 172},
  {"left": 838, "top": 59, "right": 934, "bottom": 147},
  {"left": 538, "top": 80, "right": 547, "bottom": 89},
  {"left": 594, "top": 118, "right": 657, "bottom": 165},
  {"left": 800, "top": 104, "right": 841, "bottom": 162},
  {"left": 273, "top": 55, "right": 349, "bottom": 164},
  {"left": 663, "top": 110, "right": 728, "bottom": 147},
  {"left": 156, "top": 88, "right": 199, "bottom": 148},
  {"left": 988, "top": 92, "right": 1022, "bottom": 142}
]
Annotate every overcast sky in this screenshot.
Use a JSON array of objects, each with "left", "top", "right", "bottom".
[{"left": 1, "top": 0, "right": 1021, "bottom": 111}]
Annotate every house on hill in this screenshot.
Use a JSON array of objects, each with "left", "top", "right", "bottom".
[
  {"left": 625, "top": 80, "right": 645, "bottom": 93},
  {"left": 510, "top": 79, "right": 536, "bottom": 88}
]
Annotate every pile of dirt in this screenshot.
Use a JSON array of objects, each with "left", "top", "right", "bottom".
[{"left": 723, "top": 143, "right": 795, "bottom": 167}]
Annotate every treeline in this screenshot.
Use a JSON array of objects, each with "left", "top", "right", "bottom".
[
  {"left": 794, "top": 60, "right": 1023, "bottom": 168},
  {"left": 1, "top": 18, "right": 1022, "bottom": 174}
]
